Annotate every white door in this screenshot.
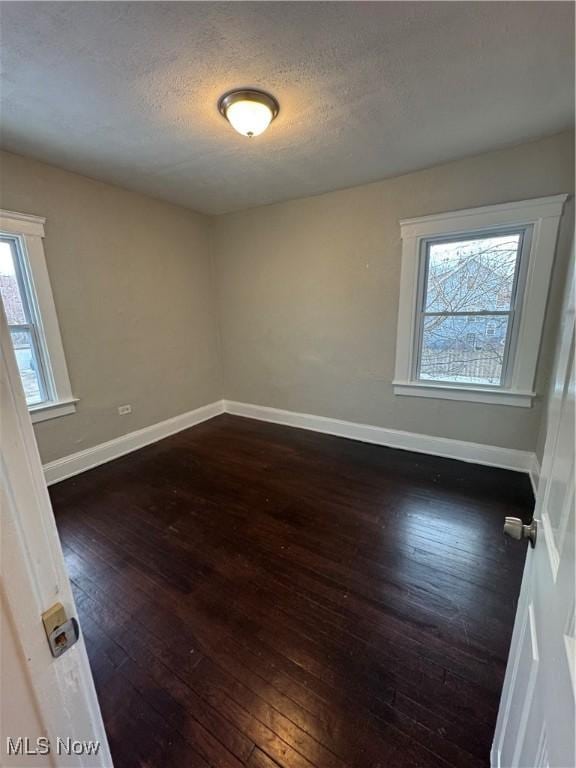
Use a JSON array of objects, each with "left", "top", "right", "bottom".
[
  {"left": 0, "top": 303, "right": 112, "bottom": 767},
  {"left": 492, "top": 251, "right": 575, "bottom": 768}
]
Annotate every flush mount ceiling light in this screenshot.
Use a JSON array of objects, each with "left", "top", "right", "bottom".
[{"left": 218, "top": 89, "right": 279, "bottom": 138}]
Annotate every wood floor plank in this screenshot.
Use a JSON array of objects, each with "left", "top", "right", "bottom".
[
  {"left": 51, "top": 414, "right": 532, "bottom": 767},
  {"left": 62, "top": 504, "right": 500, "bottom": 718}
]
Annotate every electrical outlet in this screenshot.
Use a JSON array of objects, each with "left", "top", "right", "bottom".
[{"left": 118, "top": 404, "right": 132, "bottom": 415}]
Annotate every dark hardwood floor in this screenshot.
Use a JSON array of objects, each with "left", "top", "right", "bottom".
[{"left": 50, "top": 414, "right": 533, "bottom": 768}]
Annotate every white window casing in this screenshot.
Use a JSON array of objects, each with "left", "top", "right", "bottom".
[
  {"left": 393, "top": 195, "right": 568, "bottom": 407},
  {"left": 0, "top": 209, "right": 77, "bottom": 422}
]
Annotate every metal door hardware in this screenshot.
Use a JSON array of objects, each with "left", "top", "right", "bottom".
[
  {"left": 41, "top": 602, "right": 80, "bottom": 658},
  {"left": 503, "top": 517, "right": 538, "bottom": 548}
]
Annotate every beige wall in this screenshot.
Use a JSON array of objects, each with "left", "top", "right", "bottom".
[
  {"left": 0, "top": 151, "right": 222, "bottom": 463},
  {"left": 213, "top": 131, "right": 574, "bottom": 452},
  {"left": 1, "top": 133, "right": 572, "bottom": 464}
]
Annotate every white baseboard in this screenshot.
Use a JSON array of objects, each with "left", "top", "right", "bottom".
[
  {"left": 43, "top": 400, "right": 224, "bottom": 485},
  {"left": 224, "top": 400, "right": 536, "bottom": 476},
  {"left": 43, "top": 397, "right": 537, "bottom": 486}
]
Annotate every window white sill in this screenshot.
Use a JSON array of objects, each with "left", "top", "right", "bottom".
[
  {"left": 29, "top": 398, "right": 78, "bottom": 423},
  {"left": 392, "top": 381, "right": 535, "bottom": 407}
]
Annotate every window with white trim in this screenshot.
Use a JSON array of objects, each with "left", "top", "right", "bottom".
[
  {"left": 0, "top": 210, "right": 77, "bottom": 422},
  {"left": 415, "top": 228, "right": 528, "bottom": 388},
  {"left": 394, "top": 195, "right": 568, "bottom": 408}
]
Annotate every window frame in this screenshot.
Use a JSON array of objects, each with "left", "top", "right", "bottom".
[
  {"left": 393, "top": 195, "right": 568, "bottom": 408},
  {"left": 411, "top": 226, "right": 531, "bottom": 390},
  {"left": 0, "top": 209, "right": 77, "bottom": 422},
  {"left": 2, "top": 233, "right": 51, "bottom": 405}
]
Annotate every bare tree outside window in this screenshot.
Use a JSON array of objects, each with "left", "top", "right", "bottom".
[
  {"left": 417, "top": 233, "right": 524, "bottom": 386},
  {"left": 0, "top": 238, "right": 48, "bottom": 404}
]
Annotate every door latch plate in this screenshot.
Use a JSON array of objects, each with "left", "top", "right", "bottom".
[{"left": 42, "top": 603, "right": 80, "bottom": 657}]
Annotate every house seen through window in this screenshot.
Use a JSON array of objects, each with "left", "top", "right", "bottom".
[
  {"left": 416, "top": 232, "right": 524, "bottom": 387},
  {"left": 0, "top": 209, "right": 76, "bottom": 422},
  {"left": 0, "top": 237, "right": 48, "bottom": 405}
]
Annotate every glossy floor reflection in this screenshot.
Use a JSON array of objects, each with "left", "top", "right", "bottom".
[{"left": 51, "top": 414, "right": 533, "bottom": 768}]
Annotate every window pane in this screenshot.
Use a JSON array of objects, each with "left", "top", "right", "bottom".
[
  {"left": 9, "top": 328, "right": 45, "bottom": 405},
  {"left": 425, "top": 234, "right": 521, "bottom": 313},
  {"left": 0, "top": 240, "right": 27, "bottom": 324},
  {"left": 419, "top": 314, "right": 509, "bottom": 385}
]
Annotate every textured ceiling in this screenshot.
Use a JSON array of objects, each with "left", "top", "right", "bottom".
[{"left": 1, "top": 2, "right": 574, "bottom": 214}]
